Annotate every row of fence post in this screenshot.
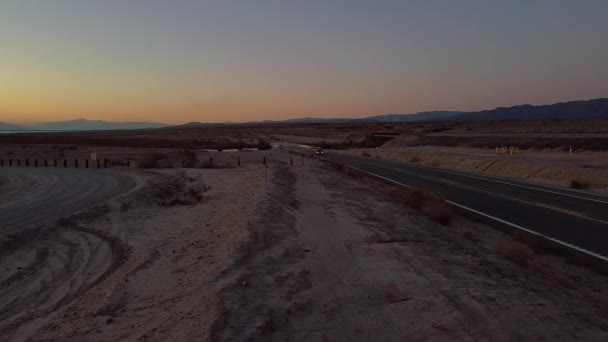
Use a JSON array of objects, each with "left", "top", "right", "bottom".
[{"left": 0, "top": 158, "right": 110, "bottom": 168}]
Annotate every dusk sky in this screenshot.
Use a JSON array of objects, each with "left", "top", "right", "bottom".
[{"left": 2, "top": 1, "right": 608, "bottom": 124}]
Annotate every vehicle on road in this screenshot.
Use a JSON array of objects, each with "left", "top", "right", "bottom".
[{"left": 315, "top": 148, "right": 324, "bottom": 155}]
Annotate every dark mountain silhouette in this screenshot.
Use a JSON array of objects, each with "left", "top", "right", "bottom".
[
  {"left": 0, "top": 122, "right": 32, "bottom": 131},
  {"left": 364, "top": 111, "right": 463, "bottom": 122},
  {"left": 450, "top": 98, "right": 608, "bottom": 121}
]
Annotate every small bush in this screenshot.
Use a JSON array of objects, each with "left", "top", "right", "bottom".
[
  {"left": 431, "top": 161, "right": 441, "bottom": 167},
  {"left": 148, "top": 170, "right": 210, "bottom": 206},
  {"left": 390, "top": 188, "right": 453, "bottom": 225},
  {"left": 138, "top": 154, "right": 160, "bottom": 168},
  {"left": 498, "top": 241, "right": 534, "bottom": 266},
  {"left": 362, "top": 152, "right": 372, "bottom": 157},
  {"left": 257, "top": 138, "right": 272, "bottom": 150},
  {"left": 180, "top": 149, "right": 197, "bottom": 168},
  {"left": 409, "top": 156, "right": 421, "bottom": 163},
  {"left": 570, "top": 179, "right": 590, "bottom": 189}
]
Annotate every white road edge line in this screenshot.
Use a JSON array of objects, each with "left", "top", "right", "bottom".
[
  {"left": 345, "top": 154, "right": 608, "bottom": 205},
  {"left": 339, "top": 162, "right": 608, "bottom": 263}
]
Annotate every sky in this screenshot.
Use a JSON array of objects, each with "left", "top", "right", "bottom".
[{"left": 1, "top": 0, "right": 608, "bottom": 124}]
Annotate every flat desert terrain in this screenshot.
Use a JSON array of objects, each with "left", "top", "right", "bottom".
[{"left": 1, "top": 123, "right": 608, "bottom": 341}]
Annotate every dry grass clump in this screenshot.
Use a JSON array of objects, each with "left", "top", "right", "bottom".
[
  {"left": 138, "top": 153, "right": 166, "bottom": 168},
  {"left": 148, "top": 170, "right": 210, "bottom": 206},
  {"left": 409, "top": 156, "right": 421, "bottom": 163},
  {"left": 570, "top": 179, "right": 590, "bottom": 189},
  {"left": 362, "top": 151, "right": 372, "bottom": 157},
  {"left": 390, "top": 188, "right": 453, "bottom": 225},
  {"left": 498, "top": 241, "right": 534, "bottom": 267}
]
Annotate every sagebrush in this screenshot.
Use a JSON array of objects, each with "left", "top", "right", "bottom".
[{"left": 148, "top": 171, "right": 211, "bottom": 206}]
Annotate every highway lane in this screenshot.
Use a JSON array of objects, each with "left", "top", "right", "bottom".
[
  {"left": 0, "top": 168, "right": 136, "bottom": 233},
  {"left": 322, "top": 151, "right": 608, "bottom": 260}
]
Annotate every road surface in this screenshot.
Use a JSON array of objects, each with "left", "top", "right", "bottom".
[
  {"left": 0, "top": 168, "right": 135, "bottom": 232},
  {"left": 318, "top": 151, "right": 608, "bottom": 261}
]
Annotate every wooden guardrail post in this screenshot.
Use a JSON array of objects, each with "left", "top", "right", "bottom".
[
  {"left": 127, "top": 160, "right": 130, "bottom": 168},
  {"left": 0, "top": 159, "right": 3, "bottom": 167},
  {"left": 54, "top": 159, "right": 57, "bottom": 167},
  {"left": 75, "top": 159, "right": 78, "bottom": 168},
  {"left": 17, "top": 159, "right": 20, "bottom": 167},
  {"left": 237, "top": 156, "right": 240, "bottom": 167},
  {"left": 209, "top": 157, "right": 213, "bottom": 168},
  {"left": 25, "top": 159, "right": 29, "bottom": 167},
  {"left": 104, "top": 159, "right": 108, "bottom": 168},
  {"left": 97, "top": 159, "right": 101, "bottom": 168},
  {"left": 263, "top": 156, "right": 266, "bottom": 165},
  {"left": 44, "top": 159, "right": 48, "bottom": 167},
  {"left": 34, "top": 159, "right": 38, "bottom": 167},
  {"left": 85, "top": 159, "right": 89, "bottom": 168},
  {"left": 63, "top": 159, "right": 67, "bottom": 168}
]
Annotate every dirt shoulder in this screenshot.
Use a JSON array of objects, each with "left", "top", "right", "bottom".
[
  {"left": 344, "top": 146, "right": 608, "bottom": 194},
  {"left": 213, "top": 155, "right": 608, "bottom": 341}
]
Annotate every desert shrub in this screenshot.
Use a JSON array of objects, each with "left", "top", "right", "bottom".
[
  {"left": 570, "top": 179, "right": 590, "bottom": 189},
  {"left": 257, "top": 138, "right": 272, "bottom": 150},
  {"left": 409, "top": 156, "right": 421, "bottom": 163},
  {"left": 151, "top": 152, "right": 168, "bottom": 160},
  {"left": 431, "top": 161, "right": 441, "bottom": 167},
  {"left": 390, "top": 188, "right": 453, "bottom": 225},
  {"left": 138, "top": 154, "right": 161, "bottom": 168},
  {"left": 148, "top": 170, "right": 210, "bottom": 206},
  {"left": 180, "top": 149, "right": 197, "bottom": 168},
  {"left": 362, "top": 151, "right": 372, "bottom": 157},
  {"left": 498, "top": 241, "right": 534, "bottom": 266}
]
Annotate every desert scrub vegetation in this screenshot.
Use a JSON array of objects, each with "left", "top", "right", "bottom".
[
  {"left": 409, "top": 155, "right": 422, "bottom": 163},
  {"left": 570, "top": 179, "right": 591, "bottom": 189},
  {"left": 148, "top": 170, "right": 211, "bottom": 206},
  {"left": 138, "top": 152, "right": 168, "bottom": 169},
  {"left": 390, "top": 188, "right": 453, "bottom": 225}
]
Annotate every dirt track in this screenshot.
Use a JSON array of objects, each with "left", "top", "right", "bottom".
[
  {"left": 0, "top": 168, "right": 136, "bottom": 233},
  {"left": 0, "top": 169, "right": 136, "bottom": 341}
]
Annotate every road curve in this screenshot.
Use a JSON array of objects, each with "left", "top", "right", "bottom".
[
  {"left": 320, "top": 151, "right": 608, "bottom": 261},
  {"left": 0, "top": 168, "right": 136, "bottom": 232}
]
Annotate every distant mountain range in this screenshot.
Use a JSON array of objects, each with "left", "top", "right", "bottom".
[
  {"left": 448, "top": 98, "right": 608, "bottom": 121},
  {"left": 1, "top": 98, "right": 607, "bottom": 131},
  {"left": 0, "top": 119, "right": 168, "bottom": 131}
]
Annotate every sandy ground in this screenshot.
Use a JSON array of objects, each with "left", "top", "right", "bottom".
[
  {"left": 345, "top": 146, "right": 608, "bottom": 193},
  {"left": 0, "top": 166, "right": 266, "bottom": 341},
  {"left": 3, "top": 150, "right": 608, "bottom": 341}
]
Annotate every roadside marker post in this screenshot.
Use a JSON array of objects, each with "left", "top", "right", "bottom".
[
  {"left": 0, "top": 159, "right": 3, "bottom": 167},
  {"left": 85, "top": 159, "right": 89, "bottom": 168},
  {"left": 97, "top": 159, "right": 101, "bottom": 168},
  {"left": 44, "top": 159, "right": 48, "bottom": 167},
  {"left": 263, "top": 156, "right": 266, "bottom": 165},
  {"left": 104, "top": 159, "right": 108, "bottom": 168},
  {"left": 63, "top": 160, "right": 67, "bottom": 168},
  {"left": 210, "top": 157, "right": 213, "bottom": 168},
  {"left": 34, "top": 159, "right": 38, "bottom": 167},
  {"left": 75, "top": 159, "right": 78, "bottom": 168},
  {"left": 17, "top": 159, "right": 20, "bottom": 167},
  {"left": 237, "top": 156, "right": 240, "bottom": 167},
  {"left": 54, "top": 159, "right": 57, "bottom": 167}
]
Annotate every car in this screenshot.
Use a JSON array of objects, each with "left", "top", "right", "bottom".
[{"left": 315, "top": 149, "right": 324, "bottom": 155}]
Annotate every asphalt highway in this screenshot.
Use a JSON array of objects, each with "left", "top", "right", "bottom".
[{"left": 321, "top": 151, "right": 608, "bottom": 261}]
